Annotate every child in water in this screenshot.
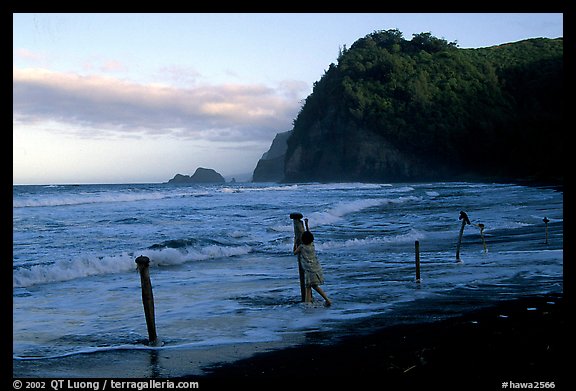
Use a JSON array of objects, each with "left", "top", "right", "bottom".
[{"left": 293, "top": 229, "right": 332, "bottom": 306}]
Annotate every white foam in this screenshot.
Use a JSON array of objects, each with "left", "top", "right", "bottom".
[
  {"left": 146, "top": 245, "right": 252, "bottom": 266},
  {"left": 304, "top": 183, "right": 390, "bottom": 191},
  {"left": 317, "top": 229, "right": 426, "bottom": 250},
  {"left": 219, "top": 184, "right": 299, "bottom": 194},
  {"left": 13, "top": 244, "right": 252, "bottom": 288},
  {"left": 387, "top": 186, "right": 415, "bottom": 193},
  {"left": 310, "top": 196, "right": 421, "bottom": 226},
  {"left": 13, "top": 189, "right": 209, "bottom": 208},
  {"left": 13, "top": 252, "right": 136, "bottom": 288}
]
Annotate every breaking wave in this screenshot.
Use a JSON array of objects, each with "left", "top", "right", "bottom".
[
  {"left": 310, "top": 196, "right": 421, "bottom": 227},
  {"left": 13, "top": 189, "right": 210, "bottom": 208},
  {"left": 13, "top": 244, "right": 252, "bottom": 288}
]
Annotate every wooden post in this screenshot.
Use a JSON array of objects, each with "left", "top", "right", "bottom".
[
  {"left": 290, "top": 213, "right": 306, "bottom": 302},
  {"left": 477, "top": 223, "right": 487, "bottom": 253},
  {"left": 415, "top": 240, "right": 421, "bottom": 283},
  {"left": 455, "top": 211, "right": 471, "bottom": 262},
  {"left": 135, "top": 255, "right": 159, "bottom": 346},
  {"left": 543, "top": 217, "right": 550, "bottom": 245}
]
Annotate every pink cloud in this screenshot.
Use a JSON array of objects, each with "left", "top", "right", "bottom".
[
  {"left": 13, "top": 68, "right": 308, "bottom": 142},
  {"left": 82, "top": 58, "right": 127, "bottom": 73},
  {"left": 14, "top": 48, "right": 48, "bottom": 63}
]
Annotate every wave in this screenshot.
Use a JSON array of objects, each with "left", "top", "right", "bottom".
[
  {"left": 13, "top": 244, "right": 252, "bottom": 288},
  {"left": 386, "top": 186, "right": 415, "bottom": 193},
  {"left": 267, "top": 195, "right": 422, "bottom": 232},
  {"left": 219, "top": 183, "right": 397, "bottom": 194},
  {"left": 12, "top": 189, "right": 210, "bottom": 208},
  {"left": 219, "top": 184, "right": 299, "bottom": 193},
  {"left": 145, "top": 244, "right": 252, "bottom": 267},
  {"left": 309, "top": 196, "right": 421, "bottom": 227},
  {"left": 316, "top": 229, "right": 426, "bottom": 250},
  {"left": 303, "top": 183, "right": 391, "bottom": 191},
  {"left": 13, "top": 253, "right": 137, "bottom": 288}
]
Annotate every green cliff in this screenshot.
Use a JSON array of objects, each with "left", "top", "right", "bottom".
[{"left": 283, "top": 29, "right": 563, "bottom": 184}]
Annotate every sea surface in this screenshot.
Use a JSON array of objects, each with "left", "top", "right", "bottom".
[{"left": 12, "top": 182, "right": 563, "bottom": 376}]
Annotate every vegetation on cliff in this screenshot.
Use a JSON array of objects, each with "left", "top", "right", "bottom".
[{"left": 284, "top": 29, "right": 563, "bottom": 183}]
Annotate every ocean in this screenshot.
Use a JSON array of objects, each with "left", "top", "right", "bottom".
[{"left": 12, "top": 182, "right": 563, "bottom": 377}]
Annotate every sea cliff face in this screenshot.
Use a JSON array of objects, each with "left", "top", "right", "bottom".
[
  {"left": 283, "top": 126, "right": 456, "bottom": 183},
  {"left": 252, "top": 131, "right": 291, "bottom": 182}
]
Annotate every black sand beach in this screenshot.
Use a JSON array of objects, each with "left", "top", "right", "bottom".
[
  {"left": 13, "top": 292, "right": 568, "bottom": 390},
  {"left": 197, "top": 293, "right": 568, "bottom": 390},
  {"left": 11, "top": 292, "right": 569, "bottom": 391}
]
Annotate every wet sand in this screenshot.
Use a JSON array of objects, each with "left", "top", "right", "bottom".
[
  {"left": 12, "top": 336, "right": 306, "bottom": 378},
  {"left": 197, "top": 293, "right": 568, "bottom": 390},
  {"left": 13, "top": 293, "right": 568, "bottom": 390}
]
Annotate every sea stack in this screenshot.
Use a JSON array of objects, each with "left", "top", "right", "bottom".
[{"left": 167, "top": 167, "right": 225, "bottom": 184}]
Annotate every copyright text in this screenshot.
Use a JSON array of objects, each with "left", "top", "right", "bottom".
[{"left": 12, "top": 379, "right": 200, "bottom": 391}]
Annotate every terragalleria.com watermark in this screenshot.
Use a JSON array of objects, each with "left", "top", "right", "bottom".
[{"left": 13, "top": 379, "right": 200, "bottom": 391}]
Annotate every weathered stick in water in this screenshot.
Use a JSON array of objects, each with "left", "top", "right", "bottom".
[
  {"left": 543, "top": 217, "right": 550, "bottom": 245},
  {"left": 135, "top": 255, "right": 159, "bottom": 346},
  {"left": 415, "top": 240, "right": 421, "bottom": 283},
  {"left": 455, "top": 211, "right": 471, "bottom": 262},
  {"left": 290, "top": 212, "right": 306, "bottom": 302},
  {"left": 477, "top": 223, "right": 487, "bottom": 253}
]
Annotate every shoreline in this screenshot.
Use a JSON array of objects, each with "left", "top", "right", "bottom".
[
  {"left": 196, "top": 293, "right": 567, "bottom": 389},
  {"left": 13, "top": 292, "right": 566, "bottom": 385}
]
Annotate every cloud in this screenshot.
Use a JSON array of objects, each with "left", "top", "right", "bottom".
[
  {"left": 155, "top": 65, "right": 202, "bottom": 86},
  {"left": 82, "top": 59, "right": 127, "bottom": 73},
  {"left": 14, "top": 48, "right": 48, "bottom": 63},
  {"left": 13, "top": 68, "right": 307, "bottom": 141}
]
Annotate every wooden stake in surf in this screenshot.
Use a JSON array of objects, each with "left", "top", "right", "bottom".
[
  {"left": 455, "top": 211, "right": 471, "bottom": 262},
  {"left": 415, "top": 240, "right": 421, "bottom": 283},
  {"left": 135, "top": 255, "right": 160, "bottom": 346},
  {"left": 543, "top": 217, "right": 550, "bottom": 245},
  {"left": 290, "top": 212, "right": 306, "bottom": 302},
  {"left": 476, "top": 223, "right": 487, "bottom": 253}
]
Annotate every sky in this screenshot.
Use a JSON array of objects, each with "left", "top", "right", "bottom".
[{"left": 13, "top": 13, "right": 564, "bottom": 184}]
